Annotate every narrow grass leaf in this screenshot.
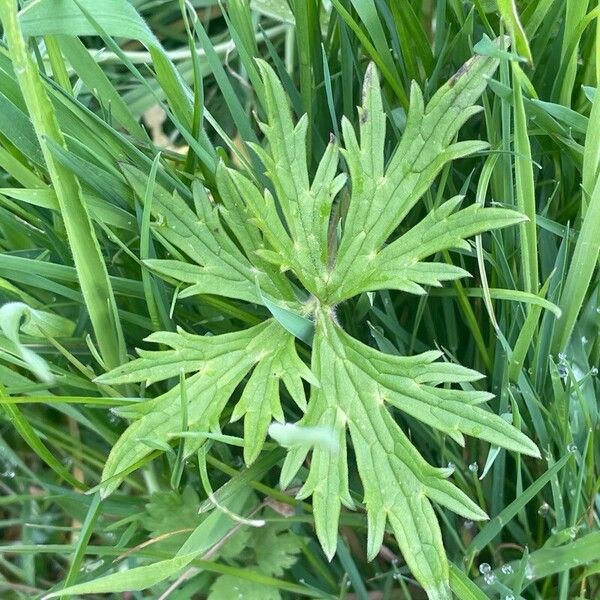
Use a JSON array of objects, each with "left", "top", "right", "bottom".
[
  {"left": 0, "top": 0, "right": 125, "bottom": 370},
  {"left": 466, "top": 452, "right": 572, "bottom": 556},
  {"left": 512, "top": 63, "right": 538, "bottom": 294},
  {"left": 497, "top": 0, "right": 533, "bottom": 64},
  {"left": 0, "top": 388, "right": 84, "bottom": 490}
]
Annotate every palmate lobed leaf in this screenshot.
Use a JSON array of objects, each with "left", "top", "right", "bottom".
[
  {"left": 332, "top": 195, "right": 528, "bottom": 298},
  {"left": 121, "top": 165, "right": 294, "bottom": 305},
  {"left": 279, "top": 312, "right": 538, "bottom": 599},
  {"left": 323, "top": 53, "right": 505, "bottom": 299},
  {"left": 96, "top": 320, "right": 314, "bottom": 495},
  {"left": 98, "top": 43, "right": 540, "bottom": 598}
]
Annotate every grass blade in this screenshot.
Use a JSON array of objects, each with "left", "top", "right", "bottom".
[
  {"left": 512, "top": 63, "right": 539, "bottom": 294},
  {"left": 0, "top": 0, "right": 125, "bottom": 370}
]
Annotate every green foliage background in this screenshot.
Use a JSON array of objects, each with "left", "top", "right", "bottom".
[{"left": 0, "top": 0, "right": 599, "bottom": 598}]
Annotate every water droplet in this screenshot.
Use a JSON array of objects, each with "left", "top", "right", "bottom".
[
  {"left": 567, "top": 443, "right": 577, "bottom": 453},
  {"left": 464, "top": 519, "right": 475, "bottom": 530},
  {"left": 525, "top": 564, "right": 534, "bottom": 580},
  {"left": 538, "top": 502, "right": 550, "bottom": 515},
  {"left": 501, "top": 564, "right": 513, "bottom": 574},
  {"left": 569, "top": 527, "right": 577, "bottom": 540},
  {"left": 558, "top": 351, "right": 567, "bottom": 361},
  {"left": 581, "top": 336, "right": 588, "bottom": 344},
  {"left": 505, "top": 595, "right": 515, "bottom": 600},
  {"left": 596, "top": 307, "right": 600, "bottom": 314},
  {"left": 2, "top": 469, "right": 15, "bottom": 479},
  {"left": 83, "top": 559, "right": 104, "bottom": 573},
  {"left": 483, "top": 572, "right": 496, "bottom": 585},
  {"left": 591, "top": 367, "right": 598, "bottom": 376},
  {"left": 557, "top": 364, "right": 568, "bottom": 379},
  {"left": 447, "top": 462, "right": 455, "bottom": 471},
  {"left": 469, "top": 462, "right": 479, "bottom": 474},
  {"left": 479, "top": 563, "right": 491, "bottom": 575}
]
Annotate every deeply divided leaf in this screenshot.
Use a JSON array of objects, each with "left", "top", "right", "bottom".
[{"left": 98, "top": 46, "right": 540, "bottom": 599}]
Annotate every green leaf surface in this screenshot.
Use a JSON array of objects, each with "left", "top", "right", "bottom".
[
  {"left": 280, "top": 312, "right": 536, "bottom": 598},
  {"left": 253, "top": 526, "right": 303, "bottom": 577},
  {"left": 209, "top": 575, "right": 281, "bottom": 600},
  {"left": 123, "top": 165, "right": 293, "bottom": 305},
  {"left": 142, "top": 487, "right": 204, "bottom": 552},
  {"left": 97, "top": 320, "right": 313, "bottom": 494},
  {"left": 325, "top": 51, "right": 506, "bottom": 303},
  {"left": 94, "top": 52, "right": 538, "bottom": 599}
]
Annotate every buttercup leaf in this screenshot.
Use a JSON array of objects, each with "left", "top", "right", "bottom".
[
  {"left": 97, "top": 320, "right": 313, "bottom": 495},
  {"left": 98, "top": 46, "right": 539, "bottom": 598},
  {"left": 122, "top": 165, "right": 294, "bottom": 305}
]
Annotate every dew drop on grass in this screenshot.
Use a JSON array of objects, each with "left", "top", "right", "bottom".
[
  {"left": 483, "top": 572, "right": 496, "bottom": 585},
  {"left": 505, "top": 595, "right": 515, "bottom": 600},
  {"left": 468, "top": 462, "right": 479, "bottom": 474},
  {"left": 591, "top": 367, "right": 598, "bottom": 376},
  {"left": 501, "top": 564, "right": 513, "bottom": 574},
  {"left": 479, "top": 563, "right": 491, "bottom": 574},
  {"left": 567, "top": 443, "right": 577, "bottom": 453},
  {"left": 464, "top": 519, "right": 475, "bottom": 530},
  {"left": 525, "top": 564, "right": 534, "bottom": 580},
  {"left": 538, "top": 502, "right": 550, "bottom": 515}
]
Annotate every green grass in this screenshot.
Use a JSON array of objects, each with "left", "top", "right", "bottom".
[{"left": 0, "top": 1, "right": 599, "bottom": 599}]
